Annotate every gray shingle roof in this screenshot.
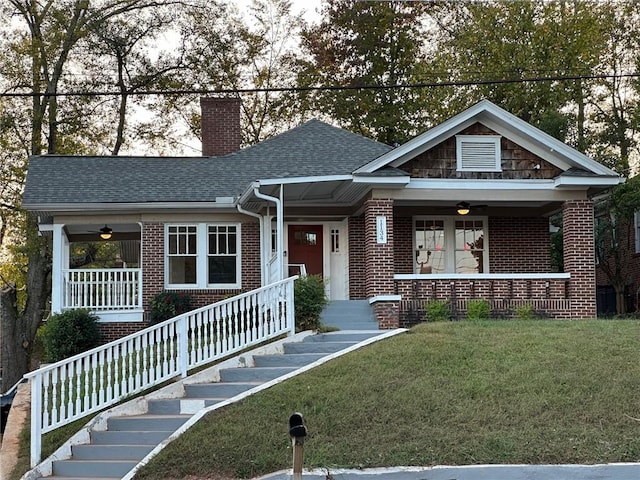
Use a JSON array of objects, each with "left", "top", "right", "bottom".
[{"left": 23, "top": 120, "right": 392, "bottom": 206}]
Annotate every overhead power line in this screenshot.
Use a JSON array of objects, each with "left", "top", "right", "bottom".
[{"left": 1, "top": 72, "right": 638, "bottom": 97}]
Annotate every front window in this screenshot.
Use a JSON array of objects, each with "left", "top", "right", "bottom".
[
  {"left": 455, "top": 219, "right": 484, "bottom": 273},
  {"left": 415, "top": 217, "right": 487, "bottom": 274},
  {"left": 167, "top": 226, "right": 197, "bottom": 284},
  {"left": 415, "top": 219, "right": 446, "bottom": 274},
  {"left": 208, "top": 225, "right": 238, "bottom": 284},
  {"left": 166, "top": 223, "right": 241, "bottom": 289}
]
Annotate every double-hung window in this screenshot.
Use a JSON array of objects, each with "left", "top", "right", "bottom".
[
  {"left": 415, "top": 217, "right": 487, "bottom": 274},
  {"left": 167, "top": 225, "right": 197, "bottom": 284},
  {"left": 166, "top": 223, "right": 241, "bottom": 289}
]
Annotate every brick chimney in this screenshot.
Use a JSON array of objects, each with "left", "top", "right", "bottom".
[{"left": 200, "top": 97, "right": 241, "bottom": 156}]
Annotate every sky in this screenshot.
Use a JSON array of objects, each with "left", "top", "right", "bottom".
[{"left": 233, "top": 0, "right": 324, "bottom": 23}]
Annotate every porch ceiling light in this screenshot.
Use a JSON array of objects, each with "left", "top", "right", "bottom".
[
  {"left": 456, "top": 202, "right": 470, "bottom": 215},
  {"left": 99, "top": 225, "right": 113, "bottom": 240}
]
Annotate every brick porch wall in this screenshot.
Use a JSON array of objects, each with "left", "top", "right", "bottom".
[
  {"left": 563, "top": 200, "right": 596, "bottom": 318},
  {"left": 397, "top": 278, "right": 571, "bottom": 327},
  {"left": 348, "top": 215, "right": 366, "bottom": 299},
  {"left": 489, "top": 217, "right": 551, "bottom": 272},
  {"left": 394, "top": 216, "right": 414, "bottom": 274}
]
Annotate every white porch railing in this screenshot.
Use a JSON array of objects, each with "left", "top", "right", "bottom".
[
  {"left": 63, "top": 268, "right": 142, "bottom": 311},
  {"left": 24, "top": 276, "right": 297, "bottom": 467}
]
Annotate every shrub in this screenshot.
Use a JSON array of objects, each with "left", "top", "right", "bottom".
[
  {"left": 466, "top": 299, "right": 490, "bottom": 320},
  {"left": 41, "top": 309, "right": 103, "bottom": 363},
  {"left": 294, "top": 275, "right": 328, "bottom": 331},
  {"left": 148, "top": 291, "right": 193, "bottom": 324},
  {"left": 514, "top": 303, "right": 535, "bottom": 320},
  {"left": 425, "top": 300, "right": 450, "bottom": 322}
]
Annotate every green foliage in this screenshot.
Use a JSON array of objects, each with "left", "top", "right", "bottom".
[
  {"left": 550, "top": 228, "right": 563, "bottom": 273},
  {"left": 134, "top": 320, "right": 640, "bottom": 479},
  {"left": 466, "top": 299, "right": 491, "bottom": 320},
  {"left": 294, "top": 275, "right": 328, "bottom": 331},
  {"left": 148, "top": 291, "right": 193, "bottom": 324},
  {"left": 424, "top": 299, "right": 450, "bottom": 322},
  {"left": 514, "top": 303, "right": 535, "bottom": 320},
  {"left": 40, "top": 309, "right": 102, "bottom": 363},
  {"left": 299, "top": 0, "right": 431, "bottom": 144}
]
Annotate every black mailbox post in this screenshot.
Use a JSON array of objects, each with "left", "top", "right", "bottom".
[{"left": 289, "top": 412, "right": 307, "bottom": 479}]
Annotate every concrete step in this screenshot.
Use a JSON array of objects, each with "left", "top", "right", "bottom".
[
  {"left": 219, "top": 366, "right": 297, "bottom": 383},
  {"left": 252, "top": 353, "right": 326, "bottom": 367},
  {"left": 283, "top": 341, "right": 357, "bottom": 354},
  {"left": 91, "top": 430, "right": 172, "bottom": 445},
  {"left": 185, "top": 382, "right": 259, "bottom": 398},
  {"left": 71, "top": 444, "right": 155, "bottom": 460},
  {"left": 302, "top": 332, "right": 380, "bottom": 343},
  {"left": 320, "top": 300, "right": 379, "bottom": 329},
  {"left": 107, "top": 414, "right": 190, "bottom": 431},
  {"left": 147, "top": 397, "right": 230, "bottom": 414},
  {"left": 52, "top": 459, "right": 138, "bottom": 477}
]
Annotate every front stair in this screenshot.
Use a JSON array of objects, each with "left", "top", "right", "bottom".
[
  {"left": 41, "top": 330, "right": 388, "bottom": 480},
  {"left": 320, "top": 300, "right": 378, "bottom": 330}
]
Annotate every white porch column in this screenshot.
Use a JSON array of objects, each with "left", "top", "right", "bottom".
[{"left": 51, "top": 223, "right": 69, "bottom": 313}]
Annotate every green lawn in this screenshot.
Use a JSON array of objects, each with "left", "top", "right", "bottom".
[{"left": 134, "top": 320, "right": 640, "bottom": 479}]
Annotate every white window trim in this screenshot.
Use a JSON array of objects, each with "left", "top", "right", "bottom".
[
  {"left": 456, "top": 135, "right": 502, "bottom": 172},
  {"left": 165, "top": 222, "right": 241, "bottom": 290},
  {"left": 413, "top": 216, "right": 489, "bottom": 274}
]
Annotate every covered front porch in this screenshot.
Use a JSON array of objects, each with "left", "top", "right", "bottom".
[
  {"left": 50, "top": 222, "right": 144, "bottom": 322},
  {"left": 358, "top": 195, "right": 597, "bottom": 327}
]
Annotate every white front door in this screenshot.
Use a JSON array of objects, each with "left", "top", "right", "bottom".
[{"left": 326, "top": 221, "right": 348, "bottom": 300}]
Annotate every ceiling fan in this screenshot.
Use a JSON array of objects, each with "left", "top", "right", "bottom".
[
  {"left": 86, "top": 225, "right": 113, "bottom": 239},
  {"left": 456, "top": 202, "right": 487, "bottom": 215}
]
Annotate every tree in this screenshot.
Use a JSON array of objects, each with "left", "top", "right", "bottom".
[
  {"left": 427, "top": 0, "right": 613, "bottom": 144},
  {"left": 595, "top": 177, "right": 640, "bottom": 314},
  {"left": 177, "top": 0, "right": 305, "bottom": 146},
  {"left": 298, "top": 0, "right": 432, "bottom": 145},
  {"left": 0, "top": 0, "right": 183, "bottom": 392}
]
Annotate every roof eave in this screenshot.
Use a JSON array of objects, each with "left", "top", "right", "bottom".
[{"left": 22, "top": 201, "right": 238, "bottom": 215}]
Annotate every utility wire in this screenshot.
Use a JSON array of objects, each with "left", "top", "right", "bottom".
[{"left": 1, "top": 72, "right": 638, "bottom": 97}]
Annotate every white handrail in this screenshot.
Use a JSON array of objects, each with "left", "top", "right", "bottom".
[{"left": 24, "top": 276, "right": 298, "bottom": 467}]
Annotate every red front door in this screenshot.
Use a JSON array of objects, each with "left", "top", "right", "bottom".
[{"left": 288, "top": 225, "right": 323, "bottom": 276}]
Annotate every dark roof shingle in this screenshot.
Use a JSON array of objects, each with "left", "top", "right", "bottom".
[{"left": 23, "top": 120, "right": 392, "bottom": 206}]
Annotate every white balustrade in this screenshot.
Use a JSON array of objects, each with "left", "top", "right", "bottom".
[
  {"left": 25, "top": 276, "right": 297, "bottom": 467},
  {"left": 63, "top": 268, "right": 142, "bottom": 311}
]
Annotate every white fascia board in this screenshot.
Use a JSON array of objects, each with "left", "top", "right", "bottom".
[
  {"left": 355, "top": 99, "right": 620, "bottom": 179},
  {"left": 406, "top": 178, "right": 558, "bottom": 190},
  {"left": 257, "top": 175, "right": 353, "bottom": 186},
  {"left": 22, "top": 202, "right": 234, "bottom": 213},
  {"left": 553, "top": 175, "right": 624, "bottom": 188},
  {"left": 355, "top": 121, "right": 478, "bottom": 175},
  {"left": 478, "top": 110, "right": 619, "bottom": 176},
  {"left": 352, "top": 175, "right": 409, "bottom": 185},
  {"left": 354, "top": 103, "right": 493, "bottom": 174}
]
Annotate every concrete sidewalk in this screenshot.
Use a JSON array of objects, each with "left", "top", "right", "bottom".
[{"left": 256, "top": 463, "right": 640, "bottom": 480}]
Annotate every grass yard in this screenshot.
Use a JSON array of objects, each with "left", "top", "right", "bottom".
[{"left": 134, "top": 320, "right": 640, "bottom": 479}]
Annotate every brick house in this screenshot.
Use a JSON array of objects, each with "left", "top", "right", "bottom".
[
  {"left": 594, "top": 208, "right": 640, "bottom": 315},
  {"left": 22, "top": 98, "right": 622, "bottom": 338}
]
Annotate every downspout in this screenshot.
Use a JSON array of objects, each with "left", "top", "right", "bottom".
[
  {"left": 253, "top": 184, "right": 284, "bottom": 281},
  {"left": 236, "top": 203, "right": 266, "bottom": 286}
]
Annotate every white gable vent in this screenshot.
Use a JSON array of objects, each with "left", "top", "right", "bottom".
[{"left": 456, "top": 135, "right": 501, "bottom": 172}]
